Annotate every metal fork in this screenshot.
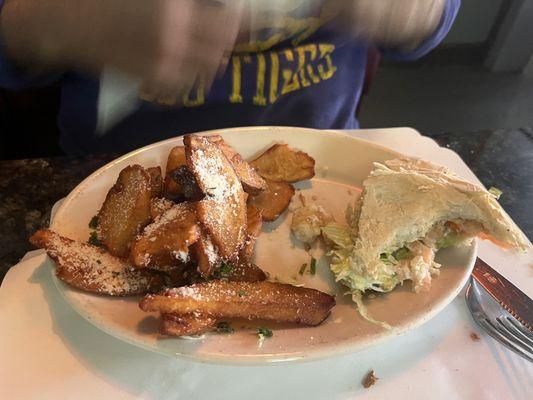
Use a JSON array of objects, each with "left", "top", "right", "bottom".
[{"left": 466, "top": 278, "right": 533, "bottom": 363}]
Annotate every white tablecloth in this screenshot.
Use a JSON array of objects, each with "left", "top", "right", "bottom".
[{"left": 1, "top": 128, "right": 532, "bottom": 400}]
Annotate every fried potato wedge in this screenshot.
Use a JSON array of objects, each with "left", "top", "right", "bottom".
[
  {"left": 131, "top": 202, "right": 200, "bottom": 268},
  {"left": 238, "top": 205, "right": 263, "bottom": 262},
  {"left": 140, "top": 281, "right": 335, "bottom": 326},
  {"left": 30, "top": 229, "right": 162, "bottom": 296},
  {"left": 247, "top": 178, "right": 295, "bottom": 222},
  {"left": 217, "top": 262, "right": 267, "bottom": 282},
  {"left": 149, "top": 197, "right": 174, "bottom": 221},
  {"left": 97, "top": 165, "right": 154, "bottom": 257},
  {"left": 191, "top": 231, "right": 220, "bottom": 277},
  {"left": 164, "top": 146, "right": 187, "bottom": 199},
  {"left": 160, "top": 313, "right": 217, "bottom": 336},
  {"left": 208, "top": 135, "right": 266, "bottom": 194},
  {"left": 147, "top": 166, "right": 163, "bottom": 198},
  {"left": 251, "top": 143, "right": 315, "bottom": 183},
  {"left": 184, "top": 135, "right": 247, "bottom": 260},
  {"left": 170, "top": 165, "right": 203, "bottom": 201}
]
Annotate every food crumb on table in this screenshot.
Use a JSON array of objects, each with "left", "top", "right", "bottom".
[
  {"left": 362, "top": 370, "right": 378, "bottom": 388},
  {"left": 470, "top": 332, "right": 481, "bottom": 341}
]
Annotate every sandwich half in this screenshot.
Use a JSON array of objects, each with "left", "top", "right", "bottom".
[{"left": 322, "top": 158, "right": 530, "bottom": 325}]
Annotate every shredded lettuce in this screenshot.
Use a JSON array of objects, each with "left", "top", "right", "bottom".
[
  {"left": 488, "top": 186, "right": 503, "bottom": 199},
  {"left": 436, "top": 232, "right": 464, "bottom": 249}
]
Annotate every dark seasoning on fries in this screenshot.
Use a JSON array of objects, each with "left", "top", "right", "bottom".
[{"left": 30, "top": 134, "right": 335, "bottom": 338}]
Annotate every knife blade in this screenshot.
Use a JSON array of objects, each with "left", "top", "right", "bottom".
[{"left": 472, "top": 257, "right": 533, "bottom": 331}]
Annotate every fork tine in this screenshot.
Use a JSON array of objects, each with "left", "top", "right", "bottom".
[
  {"left": 496, "top": 317, "right": 533, "bottom": 350},
  {"left": 480, "top": 319, "right": 533, "bottom": 362},
  {"left": 489, "top": 319, "right": 533, "bottom": 352},
  {"left": 505, "top": 316, "right": 533, "bottom": 340},
  {"left": 478, "top": 319, "right": 533, "bottom": 363}
]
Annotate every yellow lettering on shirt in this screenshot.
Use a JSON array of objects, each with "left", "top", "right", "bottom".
[
  {"left": 269, "top": 52, "right": 280, "bottom": 104},
  {"left": 317, "top": 43, "right": 337, "bottom": 80},
  {"left": 280, "top": 49, "right": 301, "bottom": 95},
  {"left": 253, "top": 53, "right": 267, "bottom": 106},
  {"left": 183, "top": 82, "right": 205, "bottom": 107}
]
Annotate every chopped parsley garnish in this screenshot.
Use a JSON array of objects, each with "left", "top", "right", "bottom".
[
  {"left": 215, "top": 322, "right": 234, "bottom": 334},
  {"left": 88, "top": 231, "right": 102, "bottom": 247},
  {"left": 213, "top": 262, "right": 234, "bottom": 279},
  {"left": 488, "top": 186, "right": 503, "bottom": 199},
  {"left": 310, "top": 257, "right": 317, "bottom": 275},
  {"left": 237, "top": 290, "right": 247, "bottom": 297},
  {"left": 299, "top": 263, "right": 308, "bottom": 275},
  {"left": 88, "top": 215, "right": 99, "bottom": 229},
  {"left": 257, "top": 327, "right": 273, "bottom": 337}
]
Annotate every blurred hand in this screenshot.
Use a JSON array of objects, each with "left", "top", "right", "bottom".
[
  {"left": 0, "top": 0, "right": 243, "bottom": 97},
  {"left": 339, "top": 0, "right": 447, "bottom": 49}
]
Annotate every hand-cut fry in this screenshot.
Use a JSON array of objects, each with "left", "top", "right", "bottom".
[
  {"left": 140, "top": 281, "right": 335, "bottom": 326},
  {"left": 30, "top": 229, "right": 162, "bottom": 296},
  {"left": 191, "top": 231, "right": 220, "bottom": 277},
  {"left": 131, "top": 202, "right": 200, "bottom": 268},
  {"left": 247, "top": 178, "right": 295, "bottom": 221},
  {"left": 159, "top": 313, "right": 216, "bottom": 336},
  {"left": 164, "top": 146, "right": 187, "bottom": 199},
  {"left": 251, "top": 143, "right": 315, "bottom": 183},
  {"left": 217, "top": 262, "right": 267, "bottom": 282},
  {"left": 239, "top": 205, "right": 263, "bottom": 262},
  {"left": 97, "top": 165, "right": 154, "bottom": 257},
  {"left": 170, "top": 166, "right": 203, "bottom": 201},
  {"left": 208, "top": 135, "right": 266, "bottom": 194},
  {"left": 147, "top": 166, "right": 163, "bottom": 198},
  {"left": 184, "top": 135, "right": 247, "bottom": 260},
  {"left": 149, "top": 197, "right": 174, "bottom": 221}
]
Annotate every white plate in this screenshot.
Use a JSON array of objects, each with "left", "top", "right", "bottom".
[{"left": 50, "top": 126, "right": 476, "bottom": 364}]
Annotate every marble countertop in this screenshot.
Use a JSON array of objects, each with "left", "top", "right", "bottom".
[{"left": 1, "top": 128, "right": 532, "bottom": 281}]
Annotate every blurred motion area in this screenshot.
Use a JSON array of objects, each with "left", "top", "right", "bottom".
[{"left": 1, "top": 0, "right": 533, "bottom": 159}]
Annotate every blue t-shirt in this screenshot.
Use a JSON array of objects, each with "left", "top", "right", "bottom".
[{"left": 0, "top": 0, "right": 459, "bottom": 155}]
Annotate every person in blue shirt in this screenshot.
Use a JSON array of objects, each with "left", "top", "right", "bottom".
[{"left": 0, "top": 0, "right": 460, "bottom": 155}]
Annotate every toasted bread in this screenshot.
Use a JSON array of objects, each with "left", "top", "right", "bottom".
[
  {"left": 184, "top": 135, "right": 247, "bottom": 260},
  {"left": 250, "top": 143, "right": 315, "bottom": 183},
  {"left": 247, "top": 178, "right": 295, "bottom": 222},
  {"left": 131, "top": 202, "right": 200, "bottom": 268},
  {"left": 97, "top": 165, "right": 153, "bottom": 257},
  {"left": 30, "top": 229, "right": 162, "bottom": 296}
]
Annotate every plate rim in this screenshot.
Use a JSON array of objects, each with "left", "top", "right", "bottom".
[{"left": 48, "top": 126, "right": 477, "bottom": 364}]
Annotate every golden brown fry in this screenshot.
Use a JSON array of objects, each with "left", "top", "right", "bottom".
[
  {"left": 146, "top": 166, "right": 163, "bottom": 198},
  {"left": 251, "top": 143, "right": 315, "bottom": 183},
  {"left": 149, "top": 197, "right": 174, "bottom": 221},
  {"left": 219, "top": 262, "right": 267, "bottom": 282},
  {"left": 208, "top": 135, "right": 266, "bottom": 194},
  {"left": 239, "top": 205, "right": 263, "bottom": 262},
  {"left": 170, "top": 166, "right": 203, "bottom": 201},
  {"left": 160, "top": 313, "right": 217, "bottom": 336},
  {"left": 184, "top": 135, "right": 247, "bottom": 260},
  {"left": 30, "top": 229, "right": 162, "bottom": 296},
  {"left": 140, "top": 281, "right": 335, "bottom": 326},
  {"left": 164, "top": 146, "right": 187, "bottom": 199},
  {"left": 131, "top": 202, "right": 200, "bottom": 268},
  {"left": 247, "top": 178, "right": 295, "bottom": 222},
  {"left": 97, "top": 165, "right": 153, "bottom": 257},
  {"left": 191, "top": 231, "right": 220, "bottom": 277}
]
